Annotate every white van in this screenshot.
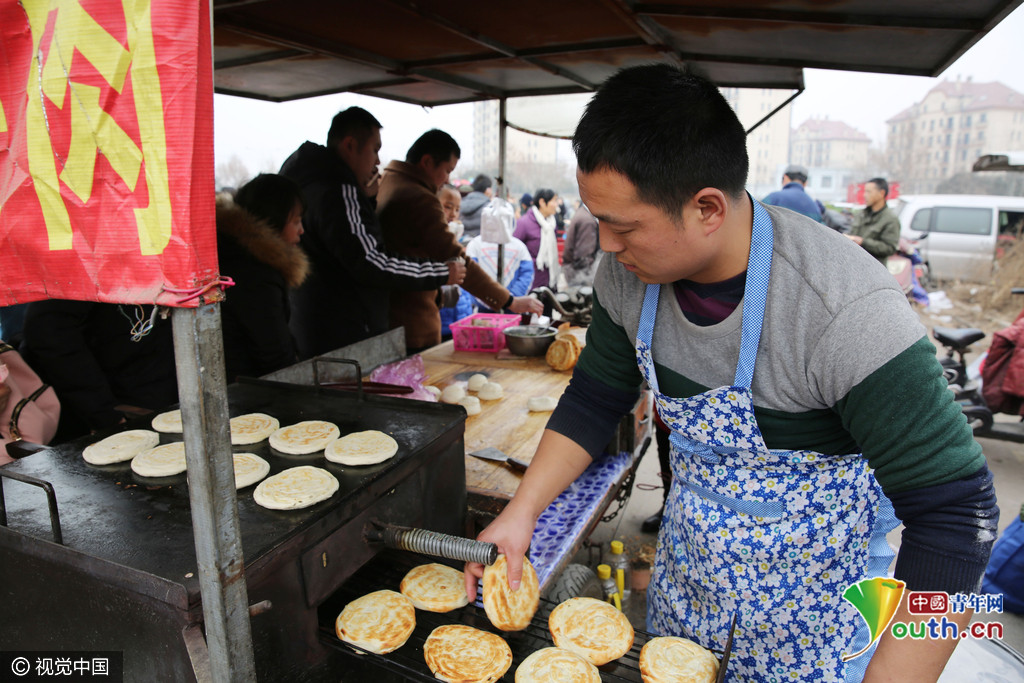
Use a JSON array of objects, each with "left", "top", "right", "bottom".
[{"left": 894, "top": 194, "right": 1024, "bottom": 282}]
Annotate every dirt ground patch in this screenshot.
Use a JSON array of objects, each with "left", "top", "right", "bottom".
[{"left": 923, "top": 240, "right": 1024, "bottom": 335}]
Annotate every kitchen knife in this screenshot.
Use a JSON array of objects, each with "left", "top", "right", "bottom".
[{"left": 469, "top": 447, "right": 529, "bottom": 473}]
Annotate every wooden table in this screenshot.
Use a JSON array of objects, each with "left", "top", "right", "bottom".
[{"left": 418, "top": 337, "right": 581, "bottom": 510}]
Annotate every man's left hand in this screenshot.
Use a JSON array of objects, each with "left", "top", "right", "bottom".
[
  {"left": 509, "top": 296, "right": 544, "bottom": 316},
  {"left": 847, "top": 234, "right": 864, "bottom": 245}
]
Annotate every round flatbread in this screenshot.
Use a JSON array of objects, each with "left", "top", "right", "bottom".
[
  {"left": 230, "top": 413, "right": 280, "bottom": 445},
  {"left": 269, "top": 420, "right": 340, "bottom": 454},
  {"left": 151, "top": 409, "right": 183, "bottom": 433},
  {"left": 477, "top": 381, "right": 504, "bottom": 400},
  {"left": 639, "top": 636, "right": 719, "bottom": 683},
  {"left": 458, "top": 395, "right": 481, "bottom": 415},
  {"left": 400, "top": 563, "right": 470, "bottom": 613},
  {"left": 325, "top": 430, "right": 398, "bottom": 466},
  {"left": 549, "top": 597, "right": 634, "bottom": 666},
  {"left": 423, "top": 624, "right": 512, "bottom": 683},
  {"left": 83, "top": 429, "right": 160, "bottom": 465},
  {"left": 131, "top": 441, "right": 187, "bottom": 477},
  {"left": 527, "top": 396, "right": 558, "bottom": 412},
  {"left": 467, "top": 373, "right": 488, "bottom": 392},
  {"left": 253, "top": 466, "right": 339, "bottom": 510},
  {"left": 232, "top": 453, "right": 271, "bottom": 489},
  {"left": 335, "top": 590, "right": 415, "bottom": 655},
  {"left": 515, "top": 647, "right": 601, "bottom": 683},
  {"left": 482, "top": 554, "right": 540, "bottom": 632}
]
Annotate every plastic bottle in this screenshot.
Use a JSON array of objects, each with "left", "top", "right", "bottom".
[
  {"left": 597, "top": 564, "right": 621, "bottom": 610},
  {"left": 609, "top": 540, "right": 632, "bottom": 605}
]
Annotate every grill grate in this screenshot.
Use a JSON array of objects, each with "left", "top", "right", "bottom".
[{"left": 317, "top": 550, "right": 654, "bottom": 682}]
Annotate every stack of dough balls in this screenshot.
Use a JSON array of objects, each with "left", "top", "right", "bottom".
[
  {"left": 548, "top": 597, "right": 634, "bottom": 666},
  {"left": 335, "top": 589, "right": 415, "bottom": 655},
  {"left": 546, "top": 326, "right": 583, "bottom": 371},
  {"left": 399, "top": 563, "right": 469, "bottom": 612},
  {"left": 440, "top": 373, "right": 504, "bottom": 416},
  {"left": 482, "top": 554, "right": 540, "bottom": 631},
  {"left": 639, "top": 636, "right": 719, "bottom": 683},
  {"left": 515, "top": 647, "right": 600, "bottom": 682},
  {"left": 424, "top": 624, "right": 512, "bottom": 683}
]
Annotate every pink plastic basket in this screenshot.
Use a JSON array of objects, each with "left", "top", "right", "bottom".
[{"left": 450, "top": 313, "right": 521, "bottom": 352}]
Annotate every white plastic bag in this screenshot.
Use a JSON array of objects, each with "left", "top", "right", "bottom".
[{"left": 480, "top": 197, "right": 514, "bottom": 244}]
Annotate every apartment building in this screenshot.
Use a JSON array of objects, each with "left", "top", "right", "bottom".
[
  {"left": 886, "top": 78, "right": 1024, "bottom": 194},
  {"left": 790, "top": 118, "right": 873, "bottom": 203}
]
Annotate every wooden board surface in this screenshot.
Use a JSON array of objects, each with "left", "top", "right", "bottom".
[{"left": 419, "top": 338, "right": 580, "bottom": 501}]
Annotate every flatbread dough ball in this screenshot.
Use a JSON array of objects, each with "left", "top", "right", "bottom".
[
  {"left": 458, "top": 395, "right": 481, "bottom": 416},
  {"left": 229, "top": 413, "right": 280, "bottom": 445},
  {"left": 477, "top": 381, "right": 504, "bottom": 401},
  {"left": 269, "top": 420, "right": 340, "bottom": 454},
  {"left": 83, "top": 430, "right": 160, "bottom": 465},
  {"left": 400, "top": 563, "right": 470, "bottom": 612},
  {"left": 423, "top": 624, "right": 512, "bottom": 683},
  {"left": 253, "top": 466, "right": 339, "bottom": 510},
  {"left": 425, "top": 385, "right": 442, "bottom": 398},
  {"left": 515, "top": 647, "right": 601, "bottom": 683},
  {"left": 336, "top": 590, "right": 415, "bottom": 655},
  {"left": 151, "top": 409, "right": 183, "bottom": 433},
  {"left": 232, "top": 453, "right": 271, "bottom": 489},
  {"left": 131, "top": 441, "right": 187, "bottom": 477},
  {"left": 483, "top": 554, "right": 539, "bottom": 631},
  {"left": 325, "top": 430, "right": 399, "bottom": 466},
  {"left": 440, "top": 384, "right": 467, "bottom": 404},
  {"left": 467, "top": 373, "right": 489, "bottom": 392},
  {"left": 548, "top": 597, "right": 634, "bottom": 666},
  {"left": 639, "top": 636, "right": 719, "bottom": 683},
  {"left": 527, "top": 396, "right": 558, "bottom": 412}
]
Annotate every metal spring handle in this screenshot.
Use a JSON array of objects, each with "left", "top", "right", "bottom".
[{"left": 377, "top": 524, "right": 498, "bottom": 566}]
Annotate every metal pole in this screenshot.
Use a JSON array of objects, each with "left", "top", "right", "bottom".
[
  {"left": 172, "top": 304, "right": 256, "bottom": 682},
  {"left": 497, "top": 97, "right": 507, "bottom": 282}
]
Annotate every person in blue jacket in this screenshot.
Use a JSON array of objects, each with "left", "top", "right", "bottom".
[{"left": 762, "top": 164, "right": 823, "bottom": 222}]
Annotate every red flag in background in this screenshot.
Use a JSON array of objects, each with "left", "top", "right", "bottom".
[{"left": 0, "top": 0, "right": 216, "bottom": 307}]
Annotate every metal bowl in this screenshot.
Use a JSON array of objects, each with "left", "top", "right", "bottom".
[{"left": 502, "top": 325, "right": 558, "bottom": 356}]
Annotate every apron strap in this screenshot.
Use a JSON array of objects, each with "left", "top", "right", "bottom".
[{"left": 733, "top": 200, "right": 774, "bottom": 389}]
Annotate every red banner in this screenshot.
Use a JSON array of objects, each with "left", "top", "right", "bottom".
[{"left": 0, "top": 0, "right": 217, "bottom": 308}]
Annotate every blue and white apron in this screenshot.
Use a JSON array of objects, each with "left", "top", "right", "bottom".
[{"left": 642, "top": 202, "right": 898, "bottom": 682}]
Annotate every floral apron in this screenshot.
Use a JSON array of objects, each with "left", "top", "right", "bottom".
[{"left": 642, "top": 201, "right": 898, "bottom": 682}]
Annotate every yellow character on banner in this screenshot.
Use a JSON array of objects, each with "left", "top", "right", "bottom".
[{"left": 23, "top": 0, "right": 172, "bottom": 255}]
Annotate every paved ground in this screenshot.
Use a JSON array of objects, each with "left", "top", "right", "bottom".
[{"left": 573, "top": 420, "right": 1024, "bottom": 673}]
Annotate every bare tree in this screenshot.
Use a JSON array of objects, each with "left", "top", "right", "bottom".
[{"left": 215, "top": 155, "right": 253, "bottom": 192}]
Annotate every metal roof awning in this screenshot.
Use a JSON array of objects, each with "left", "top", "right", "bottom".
[{"left": 212, "top": 0, "right": 1023, "bottom": 105}]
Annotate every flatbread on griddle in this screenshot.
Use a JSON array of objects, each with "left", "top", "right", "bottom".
[
  {"left": 399, "top": 563, "right": 469, "bottom": 613},
  {"left": 335, "top": 590, "right": 415, "bottom": 655},
  {"left": 232, "top": 453, "right": 271, "bottom": 489},
  {"left": 131, "top": 441, "right": 187, "bottom": 477},
  {"left": 83, "top": 430, "right": 160, "bottom": 465},
  {"left": 482, "top": 554, "right": 539, "bottom": 631},
  {"left": 268, "top": 420, "right": 339, "bottom": 454},
  {"left": 639, "top": 636, "right": 719, "bottom": 683},
  {"left": 548, "top": 597, "right": 634, "bottom": 666},
  {"left": 324, "top": 429, "right": 398, "bottom": 466},
  {"left": 252, "top": 465, "right": 339, "bottom": 510},
  {"left": 150, "top": 409, "right": 183, "bottom": 433},
  {"left": 229, "top": 413, "right": 280, "bottom": 445},
  {"left": 423, "top": 624, "right": 512, "bottom": 683},
  {"left": 515, "top": 647, "right": 601, "bottom": 683}
]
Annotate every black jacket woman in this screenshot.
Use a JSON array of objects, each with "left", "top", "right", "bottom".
[{"left": 218, "top": 174, "right": 309, "bottom": 382}]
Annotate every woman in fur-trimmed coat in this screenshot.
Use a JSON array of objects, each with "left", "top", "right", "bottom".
[{"left": 217, "top": 174, "right": 309, "bottom": 382}]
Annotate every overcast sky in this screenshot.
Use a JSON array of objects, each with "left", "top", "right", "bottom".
[{"left": 214, "top": 5, "right": 1024, "bottom": 177}]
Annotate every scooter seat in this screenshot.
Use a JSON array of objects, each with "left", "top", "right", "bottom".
[{"left": 933, "top": 326, "right": 986, "bottom": 351}]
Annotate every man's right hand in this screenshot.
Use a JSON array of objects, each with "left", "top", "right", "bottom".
[
  {"left": 446, "top": 259, "right": 466, "bottom": 285},
  {"left": 464, "top": 500, "right": 537, "bottom": 602}
]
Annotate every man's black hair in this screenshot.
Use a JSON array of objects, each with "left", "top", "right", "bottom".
[
  {"left": 235, "top": 173, "right": 305, "bottom": 234},
  {"left": 573, "top": 64, "right": 748, "bottom": 216},
  {"left": 327, "top": 107, "right": 382, "bottom": 148},
  {"left": 471, "top": 174, "right": 493, "bottom": 193},
  {"left": 867, "top": 177, "right": 889, "bottom": 197},
  {"left": 406, "top": 129, "right": 461, "bottom": 165}
]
